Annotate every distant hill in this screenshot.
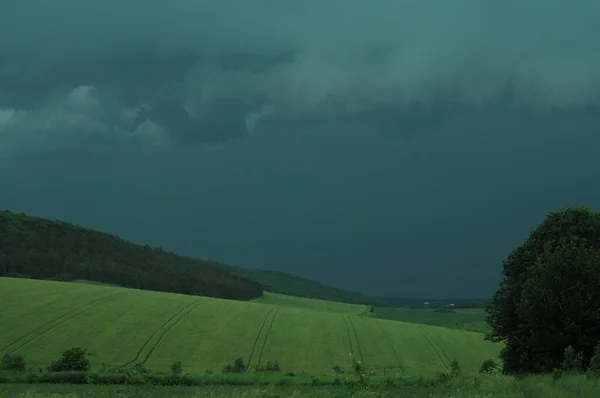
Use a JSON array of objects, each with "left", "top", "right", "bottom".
[
  {"left": 214, "top": 263, "right": 391, "bottom": 307},
  {"left": 0, "top": 210, "right": 262, "bottom": 300},
  {"left": 0, "top": 210, "right": 387, "bottom": 306}
]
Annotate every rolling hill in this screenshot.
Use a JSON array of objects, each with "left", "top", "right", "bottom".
[
  {"left": 214, "top": 263, "right": 391, "bottom": 307},
  {"left": 0, "top": 210, "right": 386, "bottom": 306},
  {"left": 0, "top": 278, "right": 501, "bottom": 377}
]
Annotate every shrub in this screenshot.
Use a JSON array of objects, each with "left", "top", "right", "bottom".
[
  {"left": 170, "top": 361, "right": 183, "bottom": 375},
  {"left": 450, "top": 358, "right": 461, "bottom": 377},
  {"left": 561, "top": 345, "right": 583, "bottom": 372},
  {"left": 332, "top": 364, "right": 344, "bottom": 374},
  {"left": 589, "top": 343, "right": 600, "bottom": 376},
  {"left": 47, "top": 347, "right": 90, "bottom": 372},
  {"left": 1, "top": 353, "right": 26, "bottom": 372},
  {"left": 223, "top": 357, "right": 246, "bottom": 373},
  {"left": 479, "top": 359, "right": 501, "bottom": 374},
  {"left": 265, "top": 360, "right": 280, "bottom": 372}
]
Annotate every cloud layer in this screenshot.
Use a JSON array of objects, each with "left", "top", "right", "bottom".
[{"left": 1, "top": 0, "right": 599, "bottom": 154}]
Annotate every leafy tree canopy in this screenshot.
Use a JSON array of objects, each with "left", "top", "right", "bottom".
[{"left": 486, "top": 205, "right": 600, "bottom": 374}]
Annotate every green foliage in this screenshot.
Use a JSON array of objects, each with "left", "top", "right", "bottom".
[
  {"left": 169, "top": 361, "right": 183, "bottom": 375},
  {"left": 0, "top": 210, "right": 263, "bottom": 300},
  {"left": 332, "top": 364, "right": 344, "bottom": 374},
  {"left": 222, "top": 357, "right": 246, "bottom": 374},
  {"left": 47, "top": 347, "right": 90, "bottom": 372},
  {"left": 479, "top": 358, "right": 501, "bottom": 374},
  {"left": 1, "top": 353, "right": 26, "bottom": 372},
  {"left": 561, "top": 346, "right": 584, "bottom": 372},
  {"left": 589, "top": 343, "right": 600, "bottom": 376},
  {"left": 486, "top": 206, "right": 600, "bottom": 374}
]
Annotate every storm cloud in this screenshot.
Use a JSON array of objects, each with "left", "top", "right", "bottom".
[
  {"left": 1, "top": 1, "right": 600, "bottom": 298},
  {"left": 1, "top": 0, "right": 599, "bottom": 154}
]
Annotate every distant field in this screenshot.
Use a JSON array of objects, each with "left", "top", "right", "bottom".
[
  {"left": 0, "top": 277, "right": 500, "bottom": 377},
  {"left": 372, "top": 306, "right": 491, "bottom": 334},
  {"left": 253, "top": 292, "right": 369, "bottom": 315}
]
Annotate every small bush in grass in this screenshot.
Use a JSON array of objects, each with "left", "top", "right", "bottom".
[
  {"left": 561, "top": 345, "right": 583, "bottom": 372},
  {"left": 223, "top": 356, "right": 246, "bottom": 373},
  {"left": 170, "top": 361, "right": 183, "bottom": 375},
  {"left": 47, "top": 347, "right": 90, "bottom": 372},
  {"left": 1, "top": 353, "right": 26, "bottom": 372},
  {"left": 205, "top": 368, "right": 214, "bottom": 374},
  {"left": 333, "top": 364, "right": 344, "bottom": 374},
  {"left": 263, "top": 360, "right": 280, "bottom": 372},
  {"left": 589, "top": 343, "right": 600, "bottom": 376},
  {"left": 479, "top": 358, "right": 501, "bottom": 374}
]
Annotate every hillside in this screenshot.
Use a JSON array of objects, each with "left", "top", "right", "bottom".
[
  {"left": 0, "top": 211, "right": 262, "bottom": 300},
  {"left": 215, "top": 263, "right": 391, "bottom": 307},
  {"left": 0, "top": 210, "right": 387, "bottom": 306},
  {"left": 0, "top": 278, "right": 502, "bottom": 377}
]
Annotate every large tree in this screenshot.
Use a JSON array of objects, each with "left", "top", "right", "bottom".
[{"left": 486, "top": 206, "right": 600, "bottom": 374}]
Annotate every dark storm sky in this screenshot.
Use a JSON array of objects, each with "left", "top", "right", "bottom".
[{"left": 1, "top": 0, "right": 600, "bottom": 299}]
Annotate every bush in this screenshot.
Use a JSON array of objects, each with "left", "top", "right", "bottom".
[
  {"left": 561, "top": 346, "right": 583, "bottom": 372},
  {"left": 265, "top": 360, "right": 280, "bottom": 372},
  {"left": 47, "top": 347, "right": 90, "bottom": 372},
  {"left": 170, "top": 361, "right": 182, "bottom": 375},
  {"left": 479, "top": 359, "right": 501, "bottom": 374},
  {"left": 222, "top": 357, "right": 246, "bottom": 373},
  {"left": 589, "top": 343, "right": 600, "bottom": 376},
  {"left": 450, "top": 359, "right": 461, "bottom": 377},
  {"left": 332, "top": 364, "right": 344, "bottom": 374},
  {"left": 1, "top": 353, "right": 26, "bottom": 372}
]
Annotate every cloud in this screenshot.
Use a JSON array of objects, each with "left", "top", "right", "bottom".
[{"left": 1, "top": 0, "right": 599, "bottom": 153}]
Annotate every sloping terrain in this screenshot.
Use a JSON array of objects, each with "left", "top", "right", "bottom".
[
  {"left": 0, "top": 278, "right": 501, "bottom": 377},
  {"left": 0, "top": 210, "right": 386, "bottom": 305}
]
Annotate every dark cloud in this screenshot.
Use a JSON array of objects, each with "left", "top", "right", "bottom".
[
  {"left": 1, "top": 0, "right": 600, "bottom": 154},
  {"left": 1, "top": 1, "right": 600, "bottom": 298}
]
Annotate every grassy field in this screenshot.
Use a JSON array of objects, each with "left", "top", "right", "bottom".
[
  {"left": 253, "top": 292, "right": 369, "bottom": 315},
  {"left": 1, "top": 373, "right": 600, "bottom": 397},
  {"left": 372, "top": 307, "right": 491, "bottom": 334},
  {"left": 0, "top": 277, "right": 500, "bottom": 378}
]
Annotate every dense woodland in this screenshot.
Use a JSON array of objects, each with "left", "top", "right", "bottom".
[
  {"left": 0, "top": 210, "right": 387, "bottom": 305},
  {"left": 0, "top": 211, "right": 263, "bottom": 300}
]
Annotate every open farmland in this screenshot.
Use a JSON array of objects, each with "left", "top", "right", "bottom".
[
  {"left": 372, "top": 306, "right": 491, "bottom": 334},
  {"left": 0, "top": 277, "right": 501, "bottom": 377},
  {"left": 253, "top": 291, "right": 369, "bottom": 315}
]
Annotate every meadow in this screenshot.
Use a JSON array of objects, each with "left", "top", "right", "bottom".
[
  {"left": 1, "top": 373, "right": 600, "bottom": 397},
  {"left": 0, "top": 277, "right": 500, "bottom": 378},
  {"left": 372, "top": 307, "right": 491, "bottom": 334}
]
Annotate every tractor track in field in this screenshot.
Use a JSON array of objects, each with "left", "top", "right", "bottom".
[
  {"left": 138, "top": 299, "right": 206, "bottom": 366},
  {"left": 0, "top": 291, "right": 127, "bottom": 353},
  {"left": 346, "top": 317, "right": 365, "bottom": 367},
  {"left": 343, "top": 316, "right": 365, "bottom": 368},
  {"left": 375, "top": 320, "right": 401, "bottom": 363},
  {"left": 418, "top": 327, "right": 450, "bottom": 370},
  {"left": 120, "top": 299, "right": 205, "bottom": 368},
  {"left": 255, "top": 307, "right": 280, "bottom": 369},
  {"left": 247, "top": 306, "right": 278, "bottom": 369}
]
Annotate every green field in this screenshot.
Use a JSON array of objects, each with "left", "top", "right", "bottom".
[
  {"left": 0, "top": 277, "right": 500, "bottom": 378},
  {"left": 372, "top": 307, "right": 491, "bottom": 334},
  {"left": 253, "top": 292, "right": 369, "bottom": 315}
]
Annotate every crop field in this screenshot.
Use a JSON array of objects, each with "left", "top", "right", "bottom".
[
  {"left": 0, "top": 278, "right": 500, "bottom": 377},
  {"left": 372, "top": 307, "right": 491, "bottom": 334},
  {"left": 253, "top": 292, "right": 368, "bottom": 315}
]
